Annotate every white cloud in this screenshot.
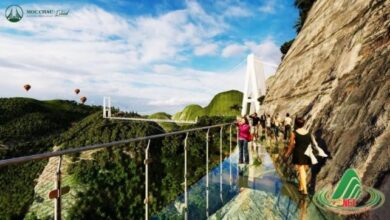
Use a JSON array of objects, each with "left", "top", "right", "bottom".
[
  {"left": 148, "top": 97, "right": 202, "bottom": 107},
  {"left": 244, "top": 38, "right": 281, "bottom": 65},
  {"left": 0, "top": 2, "right": 281, "bottom": 114},
  {"left": 222, "top": 44, "right": 247, "bottom": 57},
  {"left": 153, "top": 64, "right": 178, "bottom": 74},
  {"left": 1, "top": 3, "right": 224, "bottom": 64},
  {"left": 194, "top": 43, "right": 218, "bottom": 56},
  {"left": 259, "top": 0, "right": 276, "bottom": 14},
  {"left": 222, "top": 38, "right": 280, "bottom": 64},
  {"left": 224, "top": 6, "right": 252, "bottom": 17},
  {"left": 220, "top": 38, "right": 281, "bottom": 78}
]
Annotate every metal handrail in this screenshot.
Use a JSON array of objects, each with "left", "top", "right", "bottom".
[
  {"left": 108, "top": 116, "right": 198, "bottom": 124},
  {"left": 0, "top": 122, "right": 234, "bottom": 167}
]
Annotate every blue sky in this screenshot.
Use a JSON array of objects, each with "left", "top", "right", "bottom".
[{"left": 0, "top": 0, "right": 298, "bottom": 114}]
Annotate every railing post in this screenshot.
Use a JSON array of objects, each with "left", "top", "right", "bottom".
[
  {"left": 236, "top": 126, "right": 239, "bottom": 177},
  {"left": 229, "top": 125, "right": 233, "bottom": 187},
  {"left": 144, "top": 139, "right": 151, "bottom": 220},
  {"left": 108, "top": 97, "right": 111, "bottom": 117},
  {"left": 54, "top": 156, "right": 62, "bottom": 220},
  {"left": 219, "top": 126, "right": 223, "bottom": 202},
  {"left": 103, "top": 97, "right": 106, "bottom": 118},
  {"left": 184, "top": 132, "right": 189, "bottom": 220},
  {"left": 206, "top": 128, "right": 210, "bottom": 218}
]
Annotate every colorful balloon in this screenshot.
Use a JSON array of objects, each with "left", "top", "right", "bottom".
[{"left": 74, "top": 89, "right": 80, "bottom": 94}]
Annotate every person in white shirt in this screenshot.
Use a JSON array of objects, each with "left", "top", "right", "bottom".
[
  {"left": 266, "top": 114, "right": 272, "bottom": 138},
  {"left": 273, "top": 113, "right": 281, "bottom": 141},
  {"left": 284, "top": 113, "right": 292, "bottom": 142}
]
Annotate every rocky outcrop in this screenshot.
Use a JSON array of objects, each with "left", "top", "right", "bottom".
[{"left": 263, "top": 0, "right": 389, "bottom": 203}]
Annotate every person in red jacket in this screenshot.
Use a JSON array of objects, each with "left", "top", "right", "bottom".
[{"left": 237, "top": 116, "right": 250, "bottom": 164}]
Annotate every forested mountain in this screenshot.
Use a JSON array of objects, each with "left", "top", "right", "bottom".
[
  {"left": 0, "top": 96, "right": 237, "bottom": 219},
  {"left": 0, "top": 98, "right": 99, "bottom": 219},
  {"left": 26, "top": 113, "right": 233, "bottom": 219}
]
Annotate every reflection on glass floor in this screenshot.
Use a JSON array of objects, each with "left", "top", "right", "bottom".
[{"left": 155, "top": 141, "right": 344, "bottom": 220}]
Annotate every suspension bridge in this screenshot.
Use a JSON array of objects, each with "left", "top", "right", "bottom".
[{"left": 102, "top": 54, "right": 269, "bottom": 124}]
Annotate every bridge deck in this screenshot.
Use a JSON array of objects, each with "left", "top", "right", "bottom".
[{"left": 156, "top": 141, "right": 343, "bottom": 220}]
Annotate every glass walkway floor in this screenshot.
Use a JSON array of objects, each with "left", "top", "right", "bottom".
[{"left": 154, "top": 141, "right": 346, "bottom": 220}]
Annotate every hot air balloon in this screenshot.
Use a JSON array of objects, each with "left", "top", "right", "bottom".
[
  {"left": 74, "top": 89, "right": 80, "bottom": 94},
  {"left": 80, "top": 96, "right": 87, "bottom": 104},
  {"left": 24, "top": 84, "right": 31, "bottom": 91}
]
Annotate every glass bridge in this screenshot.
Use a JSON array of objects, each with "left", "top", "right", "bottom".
[
  {"left": 155, "top": 142, "right": 344, "bottom": 220},
  {"left": 0, "top": 123, "right": 368, "bottom": 219}
]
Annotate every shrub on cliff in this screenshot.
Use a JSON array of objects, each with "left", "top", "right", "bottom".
[{"left": 280, "top": 0, "right": 317, "bottom": 57}]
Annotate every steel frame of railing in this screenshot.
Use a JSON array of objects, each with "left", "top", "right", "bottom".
[{"left": 0, "top": 122, "right": 236, "bottom": 220}]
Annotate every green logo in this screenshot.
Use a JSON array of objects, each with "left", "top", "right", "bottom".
[
  {"left": 5, "top": 5, "right": 23, "bottom": 23},
  {"left": 313, "top": 168, "right": 385, "bottom": 215}
]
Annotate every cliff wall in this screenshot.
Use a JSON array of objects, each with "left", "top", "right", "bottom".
[{"left": 263, "top": 0, "right": 389, "bottom": 207}]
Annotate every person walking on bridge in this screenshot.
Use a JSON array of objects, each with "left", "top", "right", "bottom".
[
  {"left": 236, "top": 116, "right": 250, "bottom": 164},
  {"left": 273, "top": 113, "right": 281, "bottom": 142},
  {"left": 265, "top": 114, "right": 273, "bottom": 146},
  {"left": 283, "top": 113, "right": 293, "bottom": 143},
  {"left": 249, "top": 112, "right": 260, "bottom": 141},
  {"left": 259, "top": 112, "right": 267, "bottom": 142},
  {"left": 283, "top": 117, "right": 311, "bottom": 195}
]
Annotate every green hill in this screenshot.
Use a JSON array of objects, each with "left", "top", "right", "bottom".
[
  {"left": 149, "top": 112, "right": 171, "bottom": 119},
  {"left": 172, "top": 104, "right": 205, "bottom": 121},
  {"left": 1, "top": 97, "right": 236, "bottom": 219},
  {"left": 28, "top": 112, "right": 166, "bottom": 219},
  {"left": 148, "top": 112, "right": 179, "bottom": 132},
  {"left": 26, "top": 112, "right": 232, "bottom": 219},
  {"left": 0, "top": 98, "right": 98, "bottom": 219},
  {"left": 173, "top": 90, "right": 242, "bottom": 121},
  {"left": 204, "top": 90, "right": 243, "bottom": 116},
  {"left": 0, "top": 98, "right": 98, "bottom": 158}
]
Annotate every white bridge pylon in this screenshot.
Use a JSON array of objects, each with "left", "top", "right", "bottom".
[
  {"left": 241, "top": 54, "right": 268, "bottom": 116},
  {"left": 102, "top": 96, "right": 197, "bottom": 124}
]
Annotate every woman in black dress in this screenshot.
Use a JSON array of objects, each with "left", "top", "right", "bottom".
[{"left": 284, "top": 117, "right": 311, "bottom": 195}]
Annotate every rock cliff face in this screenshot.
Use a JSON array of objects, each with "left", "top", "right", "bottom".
[{"left": 263, "top": 0, "right": 389, "bottom": 212}]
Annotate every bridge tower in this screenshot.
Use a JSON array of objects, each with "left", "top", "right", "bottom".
[
  {"left": 241, "top": 54, "right": 267, "bottom": 116},
  {"left": 103, "top": 96, "right": 112, "bottom": 118}
]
